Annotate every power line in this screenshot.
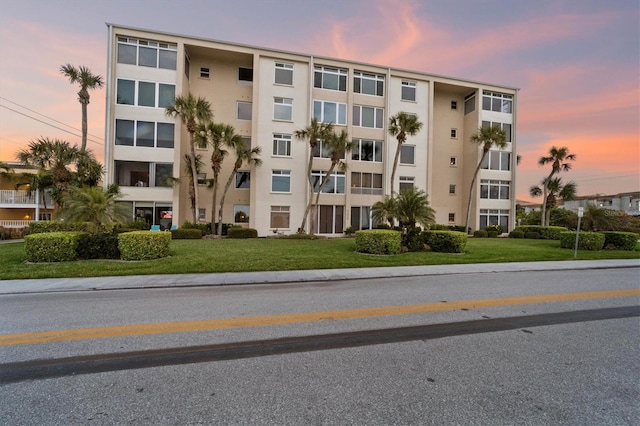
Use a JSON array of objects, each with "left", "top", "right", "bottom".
[
  {"left": 0, "top": 104, "right": 103, "bottom": 146},
  {"left": 0, "top": 96, "right": 103, "bottom": 140}
]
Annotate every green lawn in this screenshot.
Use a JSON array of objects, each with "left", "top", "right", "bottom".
[{"left": 0, "top": 237, "right": 638, "bottom": 280}]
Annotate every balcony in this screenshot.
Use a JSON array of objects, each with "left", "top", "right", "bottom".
[{"left": 0, "top": 190, "right": 53, "bottom": 208}]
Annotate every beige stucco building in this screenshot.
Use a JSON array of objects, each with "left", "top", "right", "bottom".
[{"left": 104, "top": 24, "right": 518, "bottom": 236}]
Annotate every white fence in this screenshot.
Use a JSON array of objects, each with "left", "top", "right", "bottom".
[
  {"left": 0, "top": 190, "right": 52, "bottom": 207},
  {"left": 0, "top": 220, "right": 33, "bottom": 228}
]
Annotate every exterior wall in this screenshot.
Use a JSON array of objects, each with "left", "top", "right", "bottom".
[{"left": 105, "top": 24, "right": 519, "bottom": 236}]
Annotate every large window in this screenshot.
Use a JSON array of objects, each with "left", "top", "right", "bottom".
[
  {"left": 400, "top": 145, "right": 415, "bottom": 165},
  {"left": 480, "top": 179, "right": 510, "bottom": 200},
  {"left": 275, "top": 62, "right": 293, "bottom": 85},
  {"left": 273, "top": 133, "right": 292, "bottom": 157},
  {"left": 401, "top": 81, "right": 416, "bottom": 101},
  {"left": 115, "top": 119, "right": 174, "bottom": 148},
  {"left": 351, "top": 172, "right": 382, "bottom": 195},
  {"left": 274, "top": 97, "right": 293, "bottom": 121},
  {"left": 479, "top": 209, "right": 510, "bottom": 232},
  {"left": 117, "top": 37, "right": 177, "bottom": 70},
  {"left": 351, "top": 206, "right": 374, "bottom": 230},
  {"left": 116, "top": 79, "right": 175, "bottom": 108},
  {"left": 270, "top": 206, "right": 290, "bottom": 228},
  {"left": 351, "top": 139, "right": 383, "bottom": 162},
  {"left": 482, "top": 121, "right": 512, "bottom": 142},
  {"left": 313, "top": 139, "right": 345, "bottom": 159},
  {"left": 464, "top": 92, "right": 476, "bottom": 115},
  {"left": 312, "top": 170, "right": 345, "bottom": 194},
  {"left": 481, "top": 150, "right": 511, "bottom": 171},
  {"left": 353, "top": 71, "right": 384, "bottom": 96},
  {"left": 114, "top": 161, "right": 173, "bottom": 188},
  {"left": 271, "top": 170, "right": 291, "bottom": 192},
  {"left": 314, "top": 66, "right": 347, "bottom": 91},
  {"left": 315, "top": 205, "right": 344, "bottom": 234},
  {"left": 314, "top": 100, "right": 347, "bottom": 125},
  {"left": 237, "top": 101, "right": 252, "bottom": 120},
  {"left": 482, "top": 91, "right": 513, "bottom": 113},
  {"left": 399, "top": 176, "right": 414, "bottom": 192},
  {"left": 353, "top": 105, "right": 384, "bottom": 128},
  {"left": 234, "top": 205, "right": 250, "bottom": 223},
  {"left": 235, "top": 171, "right": 250, "bottom": 189}
]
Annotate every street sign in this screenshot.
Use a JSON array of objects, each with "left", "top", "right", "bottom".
[{"left": 578, "top": 207, "right": 584, "bottom": 217}]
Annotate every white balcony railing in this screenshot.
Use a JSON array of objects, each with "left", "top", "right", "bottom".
[
  {"left": 0, "top": 220, "right": 34, "bottom": 228},
  {"left": 0, "top": 190, "right": 52, "bottom": 207}
]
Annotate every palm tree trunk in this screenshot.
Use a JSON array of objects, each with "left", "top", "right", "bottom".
[
  {"left": 390, "top": 142, "right": 402, "bottom": 195},
  {"left": 313, "top": 164, "right": 336, "bottom": 210},
  {"left": 188, "top": 133, "right": 199, "bottom": 223},
  {"left": 211, "top": 174, "right": 218, "bottom": 234},
  {"left": 217, "top": 168, "right": 237, "bottom": 236},
  {"left": 299, "top": 150, "right": 315, "bottom": 233},
  {"left": 464, "top": 152, "right": 489, "bottom": 234},
  {"left": 81, "top": 100, "right": 88, "bottom": 153}
]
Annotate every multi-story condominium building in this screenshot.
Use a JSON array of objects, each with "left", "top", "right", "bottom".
[
  {"left": 0, "top": 162, "right": 54, "bottom": 229},
  {"left": 104, "top": 24, "right": 518, "bottom": 236},
  {"left": 560, "top": 192, "right": 640, "bottom": 216}
]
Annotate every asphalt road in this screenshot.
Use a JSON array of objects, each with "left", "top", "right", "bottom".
[{"left": 1, "top": 267, "right": 639, "bottom": 425}]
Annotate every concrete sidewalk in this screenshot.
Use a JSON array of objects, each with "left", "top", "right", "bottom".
[{"left": 0, "top": 259, "right": 637, "bottom": 295}]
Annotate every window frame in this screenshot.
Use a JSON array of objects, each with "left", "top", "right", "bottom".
[
  {"left": 313, "top": 100, "right": 347, "bottom": 125},
  {"left": 270, "top": 205, "right": 290, "bottom": 229},
  {"left": 351, "top": 172, "right": 383, "bottom": 195},
  {"left": 351, "top": 139, "right": 383, "bottom": 162},
  {"left": 399, "top": 176, "right": 415, "bottom": 193},
  {"left": 271, "top": 170, "right": 291, "bottom": 193},
  {"left": 200, "top": 67, "right": 210, "bottom": 79},
  {"left": 116, "top": 37, "right": 177, "bottom": 70},
  {"left": 314, "top": 65, "right": 348, "bottom": 92},
  {"left": 235, "top": 171, "right": 250, "bottom": 189},
  {"left": 352, "top": 105, "right": 384, "bottom": 129},
  {"left": 233, "top": 205, "right": 250, "bottom": 223},
  {"left": 400, "top": 145, "right": 415, "bottom": 165},
  {"left": 238, "top": 67, "right": 253, "bottom": 83},
  {"left": 401, "top": 81, "right": 416, "bottom": 102},
  {"left": 237, "top": 101, "right": 252, "bottom": 121},
  {"left": 272, "top": 133, "right": 292, "bottom": 157},
  {"left": 480, "top": 179, "right": 511, "bottom": 200},
  {"left": 115, "top": 119, "right": 174, "bottom": 149},
  {"left": 273, "top": 97, "right": 293, "bottom": 121},
  {"left": 311, "top": 170, "right": 346, "bottom": 194},
  {"left": 353, "top": 71, "right": 384, "bottom": 96},
  {"left": 274, "top": 62, "right": 293, "bottom": 86}
]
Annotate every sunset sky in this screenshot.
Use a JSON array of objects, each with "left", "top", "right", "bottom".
[{"left": 1, "top": 0, "right": 638, "bottom": 201}]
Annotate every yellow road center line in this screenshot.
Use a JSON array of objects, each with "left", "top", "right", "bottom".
[{"left": 1, "top": 288, "right": 638, "bottom": 346}]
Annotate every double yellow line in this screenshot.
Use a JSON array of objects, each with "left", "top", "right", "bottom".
[{"left": 2, "top": 289, "right": 638, "bottom": 346}]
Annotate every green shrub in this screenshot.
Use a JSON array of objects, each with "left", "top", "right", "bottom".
[
  {"left": 484, "top": 224, "right": 504, "bottom": 234},
  {"left": 227, "top": 227, "right": 258, "bottom": 239},
  {"left": 525, "top": 231, "right": 540, "bottom": 239},
  {"left": 355, "top": 230, "right": 401, "bottom": 255},
  {"left": 375, "top": 223, "right": 391, "bottom": 230},
  {"left": 170, "top": 228, "right": 202, "bottom": 239},
  {"left": 126, "top": 218, "right": 149, "bottom": 230},
  {"left": 283, "top": 233, "right": 318, "bottom": 239},
  {"left": 27, "top": 221, "right": 97, "bottom": 235},
  {"left": 559, "top": 231, "right": 605, "bottom": 251},
  {"left": 182, "top": 221, "right": 211, "bottom": 235},
  {"left": 601, "top": 231, "right": 639, "bottom": 251},
  {"left": 487, "top": 231, "right": 499, "bottom": 238},
  {"left": 509, "top": 230, "right": 525, "bottom": 239},
  {"left": 473, "top": 230, "right": 488, "bottom": 238},
  {"left": 344, "top": 226, "right": 355, "bottom": 236},
  {"left": 25, "top": 231, "right": 86, "bottom": 262},
  {"left": 118, "top": 231, "right": 171, "bottom": 261},
  {"left": 403, "top": 227, "right": 425, "bottom": 252},
  {"left": 514, "top": 225, "right": 568, "bottom": 240},
  {"left": 0, "top": 226, "right": 26, "bottom": 240},
  {"left": 423, "top": 230, "right": 467, "bottom": 253},
  {"left": 76, "top": 233, "right": 120, "bottom": 259}
]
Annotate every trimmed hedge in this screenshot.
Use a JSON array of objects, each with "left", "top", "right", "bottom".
[
  {"left": 601, "top": 231, "right": 639, "bottom": 251},
  {"left": 487, "top": 231, "right": 499, "bottom": 238},
  {"left": 484, "top": 224, "right": 504, "bottom": 234},
  {"left": 170, "top": 228, "right": 202, "bottom": 239},
  {"left": 509, "top": 230, "right": 525, "bottom": 239},
  {"left": 25, "top": 231, "right": 86, "bottom": 262},
  {"left": 423, "top": 230, "right": 467, "bottom": 253},
  {"left": 473, "top": 230, "right": 488, "bottom": 238},
  {"left": 514, "top": 225, "right": 568, "bottom": 240},
  {"left": 227, "top": 227, "right": 258, "bottom": 239},
  {"left": 118, "top": 231, "right": 171, "bottom": 261},
  {"left": 559, "top": 231, "right": 605, "bottom": 251},
  {"left": 355, "top": 230, "right": 401, "bottom": 255},
  {"left": 525, "top": 231, "right": 541, "bottom": 239},
  {"left": 28, "top": 221, "right": 97, "bottom": 235},
  {"left": 76, "top": 233, "right": 120, "bottom": 259}
]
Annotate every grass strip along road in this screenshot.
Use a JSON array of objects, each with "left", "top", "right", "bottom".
[{"left": 2, "top": 288, "right": 638, "bottom": 346}]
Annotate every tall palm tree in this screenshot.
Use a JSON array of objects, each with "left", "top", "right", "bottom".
[
  {"left": 218, "top": 141, "right": 262, "bottom": 236},
  {"left": 538, "top": 146, "right": 576, "bottom": 226},
  {"left": 388, "top": 112, "right": 423, "bottom": 194},
  {"left": 57, "top": 186, "right": 130, "bottom": 232},
  {"left": 464, "top": 124, "right": 507, "bottom": 233},
  {"left": 194, "top": 122, "right": 233, "bottom": 228},
  {"left": 166, "top": 93, "right": 212, "bottom": 222},
  {"left": 75, "top": 150, "right": 104, "bottom": 187},
  {"left": 530, "top": 177, "right": 577, "bottom": 227},
  {"left": 17, "top": 138, "right": 82, "bottom": 208},
  {"left": 312, "top": 129, "right": 355, "bottom": 212},
  {"left": 294, "top": 118, "right": 334, "bottom": 233},
  {"left": 59, "top": 64, "right": 104, "bottom": 153},
  {"left": 166, "top": 154, "right": 205, "bottom": 222}
]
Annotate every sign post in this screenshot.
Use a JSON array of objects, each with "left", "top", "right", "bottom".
[{"left": 574, "top": 207, "right": 584, "bottom": 259}]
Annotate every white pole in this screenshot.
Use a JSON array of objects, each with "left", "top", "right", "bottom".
[{"left": 574, "top": 207, "right": 584, "bottom": 259}]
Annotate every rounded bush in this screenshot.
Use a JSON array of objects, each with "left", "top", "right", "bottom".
[
  {"left": 227, "top": 227, "right": 258, "bottom": 239},
  {"left": 525, "top": 231, "right": 541, "bottom": 239},
  {"left": 118, "top": 231, "right": 171, "bottom": 261},
  {"left": 514, "top": 226, "right": 568, "bottom": 240},
  {"left": 487, "top": 231, "right": 499, "bottom": 238},
  {"left": 601, "top": 231, "right": 639, "bottom": 251},
  {"left": 559, "top": 231, "right": 605, "bottom": 251},
  {"left": 76, "top": 233, "right": 120, "bottom": 259},
  {"left": 423, "top": 230, "right": 467, "bottom": 253},
  {"left": 473, "top": 230, "right": 488, "bottom": 238},
  {"left": 170, "top": 228, "right": 202, "bottom": 239},
  {"left": 484, "top": 224, "right": 504, "bottom": 234},
  {"left": 355, "top": 230, "right": 401, "bottom": 255},
  {"left": 509, "top": 231, "right": 525, "bottom": 239},
  {"left": 25, "top": 231, "right": 86, "bottom": 262}
]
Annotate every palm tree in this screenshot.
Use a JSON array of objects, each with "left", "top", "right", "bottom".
[
  {"left": 59, "top": 64, "right": 104, "bottom": 153},
  {"left": 75, "top": 151, "right": 104, "bottom": 187},
  {"left": 166, "top": 154, "right": 205, "bottom": 222},
  {"left": 388, "top": 112, "right": 423, "bottom": 194},
  {"left": 582, "top": 204, "right": 618, "bottom": 231},
  {"left": 529, "top": 177, "right": 577, "bottom": 226},
  {"left": 464, "top": 124, "right": 507, "bottom": 233},
  {"left": 394, "top": 187, "right": 436, "bottom": 229},
  {"left": 166, "top": 93, "right": 212, "bottom": 222},
  {"left": 217, "top": 141, "right": 262, "bottom": 236},
  {"left": 17, "top": 138, "right": 82, "bottom": 208},
  {"left": 294, "top": 118, "right": 335, "bottom": 233},
  {"left": 0, "top": 161, "right": 14, "bottom": 181},
  {"left": 312, "top": 129, "right": 356, "bottom": 213},
  {"left": 372, "top": 196, "right": 398, "bottom": 228},
  {"left": 194, "top": 122, "right": 233, "bottom": 228},
  {"left": 57, "top": 186, "right": 130, "bottom": 232},
  {"left": 538, "top": 146, "right": 576, "bottom": 226}
]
